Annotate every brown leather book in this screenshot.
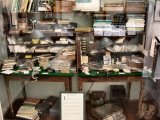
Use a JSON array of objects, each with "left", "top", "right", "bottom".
[
  {"left": 54, "top": 0, "right": 75, "bottom": 7},
  {"left": 24, "top": 98, "right": 41, "bottom": 105},
  {"left": 53, "top": 6, "right": 73, "bottom": 12}
]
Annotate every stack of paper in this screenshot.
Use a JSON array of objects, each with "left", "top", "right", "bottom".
[
  {"left": 49, "top": 46, "right": 75, "bottom": 73},
  {"left": 16, "top": 106, "right": 39, "bottom": 120},
  {"left": 126, "top": 14, "right": 145, "bottom": 35},
  {"left": 93, "top": 14, "right": 125, "bottom": 36},
  {"left": 2, "top": 59, "right": 16, "bottom": 70}
]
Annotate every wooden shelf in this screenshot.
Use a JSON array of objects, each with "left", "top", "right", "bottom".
[
  {"left": 8, "top": 44, "right": 75, "bottom": 47},
  {"left": 11, "top": 10, "right": 147, "bottom": 15},
  {"left": 9, "top": 30, "right": 75, "bottom": 37}
]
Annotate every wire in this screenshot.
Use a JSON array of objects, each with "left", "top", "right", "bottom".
[{"left": 86, "top": 82, "right": 94, "bottom": 97}]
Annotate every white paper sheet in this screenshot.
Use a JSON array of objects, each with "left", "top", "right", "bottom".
[
  {"left": 61, "top": 93, "right": 84, "bottom": 120},
  {"left": 150, "top": 37, "right": 156, "bottom": 57},
  {"left": 1, "top": 70, "right": 14, "bottom": 74},
  {"left": 0, "top": 102, "right": 3, "bottom": 120}
]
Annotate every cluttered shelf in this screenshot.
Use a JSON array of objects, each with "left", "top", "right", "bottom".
[
  {"left": 11, "top": 10, "right": 148, "bottom": 15},
  {"left": 9, "top": 30, "right": 75, "bottom": 37},
  {"left": 8, "top": 44, "right": 75, "bottom": 47},
  {"left": 94, "top": 32, "right": 146, "bottom": 38},
  {"left": 78, "top": 71, "right": 142, "bottom": 77}
]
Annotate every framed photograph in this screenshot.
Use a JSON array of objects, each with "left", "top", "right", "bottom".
[{"left": 154, "top": 0, "right": 160, "bottom": 21}]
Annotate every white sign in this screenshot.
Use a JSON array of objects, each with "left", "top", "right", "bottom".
[
  {"left": 0, "top": 102, "right": 3, "bottom": 120},
  {"left": 61, "top": 93, "right": 84, "bottom": 120}
]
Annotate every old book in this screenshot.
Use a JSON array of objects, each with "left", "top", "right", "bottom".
[
  {"left": 16, "top": 105, "right": 38, "bottom": 120},
  {"left": 24, "top": 98, "right": 40, "bottom": 105},
  {"left": 58, "top": 19, "right": 70, "bottom": 25},
  {"left": 75, "top": 27, "right": 93, "bottom": 32},
  {"left": 54, "top": 1, "right": 75, "bottom": 7},
  {"left": 93, "top": 103, "right": 124, "bottom": 120},
  {"left": 53, "top": 6, "right": 73, "bottom": 12}
]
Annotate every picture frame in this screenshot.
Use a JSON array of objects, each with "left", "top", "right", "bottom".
[
  {"left": 61, "top": 92, "right": 85, "bottom": 120},
  {"left": 154, "top": 0, "right": 160, "bottom": 21}
]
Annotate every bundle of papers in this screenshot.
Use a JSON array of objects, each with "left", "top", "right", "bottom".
[
  {"left": 2, "top": 59, "right": 16, "bottom": 70},
  {"left": 16, "top": 105, "right": 39, "bottom": 120},
  {"left": 48, "top": 46, "right": 75, "bottom": 73},
  {"left": 126, "top": 14, "right": 145, "bottom": 35}
]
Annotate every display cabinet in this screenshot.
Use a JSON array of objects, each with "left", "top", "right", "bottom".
[{"left": 1, "top": 0, "right": 150, "bottom": 119}]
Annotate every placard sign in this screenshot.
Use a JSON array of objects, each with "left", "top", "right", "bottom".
[
  {"left": 61, "top": 93, "right": 84, "bottom": 120},
  {"left": 0, "top": 102, "right": 3, "bottom": 120}
]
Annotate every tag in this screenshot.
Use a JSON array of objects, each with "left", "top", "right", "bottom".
[
  {"left": 23, "top": 71, "right": 29, "bottom": 74},
  {"left": 119, "top": 72, "right": 125, "bottom": 74},
  {"left": 42, "top": 72, "right": 48, "bottom": 75},
  {"left": 25, "top": 55, "right": 32, "bottom": 59}
]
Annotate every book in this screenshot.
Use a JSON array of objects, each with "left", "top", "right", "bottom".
[
  {"left": 28, "top": 0, "right": 34, "bottom": 12},
  {"left": 93, "top": 103, "right": 124, "bottom": 120},
  {"left": 24, "top": 98, "right": 40, "bottom": 106},
  {"left": 16, "top": 105, "right": 38, "bottom": 120},
  {"left": 57, "top": 19, "right": 70, "bottom": 25}
]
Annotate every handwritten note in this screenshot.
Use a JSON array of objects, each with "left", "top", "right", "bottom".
[{"left": 61, "top": 93, "right": 84, "bottom": 120}]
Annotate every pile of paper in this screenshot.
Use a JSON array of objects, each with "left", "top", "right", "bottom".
[
  {"left": 126, "top": 14, "right": 145, "bottom": 35},
  {"left": 2, "top": 59, "right": 16, "bottom": 70},
  {"left": 16, "top": 98, "right": 40, "bottom": 120},
  {"left": 55, "top": 37, "right": 75, "bottom": 45},
  {"left": 93, "top": 14, "right": 125, "bottom": 36},
  {"left": 49, "top": 46, "right": 75, "bottom": 73},
  {"left": 16, "top": 106, "right": 39, "bottom": 120}
]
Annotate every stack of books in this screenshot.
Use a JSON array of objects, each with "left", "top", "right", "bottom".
[
  {"left": 53, "top": 20, "right": 77, "bottom": 35},
  {"left": 49, "top": 46, "right": 75, "bottom": 73},
  {"left": 102, "top": 2, "right": 124, "bottom": 12},
  {"left": 55, "top": 37, "right": 75, "bottom": 45},
  {"left": 53, "top": 0, "right": 75, "bottom": 12},
  {"left": 93, "top": 14, "right": 112, "bottom": 36},
  {"left": 35, "top": 21, "right": 56, "bottom": 31},
  {"left": 93, "top": 14, "right": 126, "bottom": 36},
  {"left": 2, "top": 59, "right": 16, "bottom": 70},
  {"left": 16, "top": 98, "right": 40, "bottom": 120},
  {"left": 126, "top": 14, "right": 145, "bottom": 35}
]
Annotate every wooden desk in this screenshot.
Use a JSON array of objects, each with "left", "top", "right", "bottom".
[
  {"left": 2, "top": 72, "right": 74, "bottom": 115},
  {"left": 78, "top": 72, "right": 145, "bottom": 119}
]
